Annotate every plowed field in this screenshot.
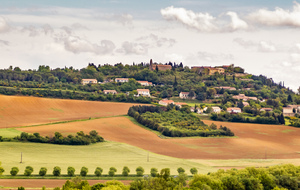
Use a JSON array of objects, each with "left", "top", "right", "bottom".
[
  {"left": 18, "top": 117, "right": 300, "bottom": 159},
  {"left": 0, "top": 95, "right": 143, "bottom": 128}
]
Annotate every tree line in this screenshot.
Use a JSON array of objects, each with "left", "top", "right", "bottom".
[
  {"left": 0, "top": 131, "right": 104, "bottom": 145},
  {"left": 8, "top": 164, "right": 300, "bottom": 190}
]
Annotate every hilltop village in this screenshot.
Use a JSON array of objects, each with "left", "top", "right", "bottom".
[{"left": 0, "top": 59, "right": 299, "bottom": 127}]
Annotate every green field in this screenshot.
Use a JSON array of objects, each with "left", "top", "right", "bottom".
[
  {"left": 0, "top": 128, "right": 22, "bottom": 138},
  {"left": 0, "top": 142, "right": 213, "bottom": 176}
]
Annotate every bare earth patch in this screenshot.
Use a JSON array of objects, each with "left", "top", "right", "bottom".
[
  {"left": 0, "top": 179, "right": 131, "bottom": 189},
  {"left": 0, "top": 95, "right": 143, "bottom": 128},
  {"left": 17, "top": 117, "right": 300, "bottom": 160}
]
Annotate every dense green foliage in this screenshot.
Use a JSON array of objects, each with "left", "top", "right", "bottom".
[
  {"left": 94, "top": 167, "right": 103, "bottom": 177},
  {"left": 211, "top": 112, "right": 286, "bottom": 125},
  {"left": 53, "top": 166, "right": 61, "bottom": 176},
  {"left": 11, "top": 130, "right": 104, "bottom": 145},
  {"left": 128, "top": 105, "right": 234, "bottom": 137},
  {"left": 10, "top": 167, "right": 19, "bottom": 176},
  {"left": 67, "top": 167, "right": 75, "bottom": 177},
  {"left": 39, "top": 167, "right": 47, "bottom": 176},
  {"left": 24, "top": 166, "right": 33, "bottom": 176}
]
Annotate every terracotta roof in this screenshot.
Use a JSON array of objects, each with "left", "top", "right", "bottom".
[
  {"left": 103, "top": 90, "right": 117, "bottom": 92},
  {"left": 180, "top": 92, "right": 189, "bottom": 95},
  {"left": 175, "top": 102, "right": 187, "bottom": 105},
  {"left": 137, "top": 89, "right": 149, "bottom": 92},
  {"left": 227, "top": 107, "right": 241, "bottom": 111},
  {"left": 160, "top": 100, "right": 174, "bottom": 104},
  {"left": 82, "top": 79, "right": 97, "bottom": 81}
]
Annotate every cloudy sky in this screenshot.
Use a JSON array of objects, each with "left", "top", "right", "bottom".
[{"left": 0, "top": 0, "right": 300, "bottom": 91}]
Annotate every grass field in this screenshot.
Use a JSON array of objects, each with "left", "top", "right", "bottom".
[
  {"left": 0, "top": 142, "right": 212, "bottom": 176},
  {"left": 0, "top": 128, "right": 22, "bottom": 138}
]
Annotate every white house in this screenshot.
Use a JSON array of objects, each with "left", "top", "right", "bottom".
[
  {"left": 212, "top": 106, "right": 221, "bottom": 113},
  {"left": 179, "top": 92, "right": 189, "bottom": 99},
  {"left": 81, "top": 79, "right": 97, "bottom": 85},
  {"left": 137, "top": 81, "right": 153, "bottom": 86},
  {"left": 159, "top": 99, "right": 174, "bottom": 106},
  {"left": 115, "top": 78, "right": 129, "bottom": 83},
  {"left": 103, "top": 90, "right": 117, "bottom": 95},
  {"left": 227, "top": 107, "right": 242, "bottom": 113},
  {"left": 137, "top": 89, "right": 150, "bottom": 97}
]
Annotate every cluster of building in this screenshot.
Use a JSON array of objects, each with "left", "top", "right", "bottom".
[
  {"left": 81, "top": 78, "right": 151, "bottom": 97},
  {"left": 158, "top": 99, "right": 187, "bottom": 108},
  {"left": 232, "top": 94, "right": 258, "bottom": 101},
  {"left": 191, "top": 65, "right": 233, "bottom": 75}
]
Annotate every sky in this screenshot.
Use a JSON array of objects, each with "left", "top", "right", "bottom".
[{"left": 0, "top": 0, "right": 299, "bottom": 91}]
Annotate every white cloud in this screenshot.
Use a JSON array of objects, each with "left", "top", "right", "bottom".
[
  {"left": 248, "top": 1, "right": 300, "bottom": 27},
  {"left": 136, "top": 34, "right": 176, "bottom": 48},
  {"left": 119, "top": 41, "right": 148, "bottom": 55},
  {"left": 197, "top": 51, "right": 234, "bottom": 62},
  {"left": 164, "top": 53, "right": 184, "bottom": 63},
  {"left": 0, "top": 40, "right": 9, "bottom": 46},
  {"left": 63, "top": 35, "right": 115, "bottom": 55},
  {"left": 234, "top": 38, "right": 277, "bottom": 52},
  {"left": 226, "top": 12, "right": 248, "bottom": 31},
  {"left": 161, "top": 6, "right": 218, "bottom": 32},
  {"left": 0, "top": 16, "right": 10, "bottom": 33}
]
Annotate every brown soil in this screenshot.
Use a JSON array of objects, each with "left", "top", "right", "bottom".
[
  {"left": 0, "top": 179, "right": 131, "bottom": 189},
  {"left": 0, "top": 95, "right": 143, "bottom": 128},
  {"left": 18, "top": 117, "right": 300, "bottom": 160}
]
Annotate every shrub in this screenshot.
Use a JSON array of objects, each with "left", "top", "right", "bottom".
[
  {"left": 94, "top": 167, "right": 103, "bottom": 177},
  {"left": 24, "top": 166, "right": 33, "bottom": 176},
  {"left": 53, "top": 166, "right": 61, "bottom": 176},
  {"left": 122, "top": 166, "right": 130, "bottom": 176},
  {"left": 177, "top": 167, "right": 185, "bottom": 174},
  {"left": 109, "top": 167, "right": 117, "bottom": 177},
  {"left": 190, "top": 167, "right": 198, "bottom": 175},
  {"left": 10, "top": 167, "right": 19, "bottom": 176},
  {"left": 136, "top": 166, "right": 144, "bottom": 177},
  {"left": 18, "top": 187, "right": 25, "bottom": 190},
  {"left": 39, "top": 167, "right": 47, "bottom": 176},
  {"left": 160, "top": 168, "right": 170, "bottom": 180},
  {"left": 80, "top": 167, "right": 88, "bottom": 177},
  {"left": 150, "top": 168, "right": 158, "bottom": 177}
]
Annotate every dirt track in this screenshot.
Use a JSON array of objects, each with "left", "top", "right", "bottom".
[
  {"left": 0, "top": 179, "right": 131, "bottom": 189},
  {"left": 18, "top": 117, "right": 300, "bottom": 160},
  {"left": 0, "top": 95, "right": 143, "bottom": 128}
]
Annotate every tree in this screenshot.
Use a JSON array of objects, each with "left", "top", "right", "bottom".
[
  {"left": 24, "top": 166, "right": 34, "bottom": 176},
  {"left": 190, "top": 167, "right": 198, "bottom": 175},
  {"left": 188, "top": 91, "right": 195, "bottom": 99},
  {"left": 0, "top": 162, "right": 5, "bottom": 175},
  {"left": 94, "top": 167, "right": 103, "bottom": 177},
  {"left": 160, "top": 168, "right": 170, "bottom": 180},
  {"left": 122, "top": 166, "right": 130, "bottom": 176},
  {"left": 177, "top": 167, "right": 185, "bottom": 174},
  {"left": 136, "top": 166, "right": 144, "bottom": 176},
  {"left": 53, "top": 166, "right": 61, "bottom": 176},
  {"left": 39, "top": 167, "right": 47, "bottom": 177},
  {"left": 288, "top": 94, "right": 293, "bottom": 102},
  {"left": 150, "top": 168, "right": 158, "bottom": 177},
  {"left": 109, "top": 167, "right": 117, "bottom": 177},
  {"left": 80, "top": 167, "right": 88, "bottom": 177},
  {"left": 10, "top": 167, "right": 19, "bottom": 176},
  {"left": 67, "top": 167, "right": 75, "bottom": 177}
]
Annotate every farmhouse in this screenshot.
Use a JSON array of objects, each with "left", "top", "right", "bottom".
[
  {"left": 215, "top": 86, "right": 236, "bottom": 91},
  {"left": 227, "top": 107, "right": 242, "bottom": 113},
  {"left": 103, "top": 90, "right": 117, "bottom": 95},
  {"left": 179, "top": 92, "right": 189, "bottom": 99},
  {"left": 115, "top": 78, "right": 129, "bottom": 83},
  {"left": 212, "top": 106, "right": 221, "bottom": 113},
  {"left": 191, "top": 66, "right": 225, "bottom": 75},
  {"left": 137, "top": 89, "right": 150, "bottom": 97},
  {"left": 243, "top": 102, "right": 249, "bottom": 107},
  {"left": 233, "top": 94, "right": 257, "bottom": 101},
  {"left": 283, "top": 105, "right": 300, "bottom": 116},
  {"left": 81, "top": 79, "right": 97, "bottom": 85},
  {"left": 149, "top": 60, "right": 172, "bottom": 71},
  {"left": 137, "top": 81, "right": 153, "bottom": 86},
  {"left": 260, "top": 108, "right": 273, "bottom": 112},
  {"left": 174, "top": 102, "right": 188, "bottom": 108},
  {"left": 159, "top": 99, "right": 174, "bottom": 106},
  {"left": 190, "top": 107, "right": 201, "bottom": 114}
]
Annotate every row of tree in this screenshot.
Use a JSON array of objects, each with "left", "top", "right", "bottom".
[
  {"left": 0, "top": 165, "right": 199, "bottom": 177},
  {"left": 14, "top": 164, "right": 300, "bottom": 190},
  {"left": 1, "top": 131, "right": 104, "bottom": 145}
]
